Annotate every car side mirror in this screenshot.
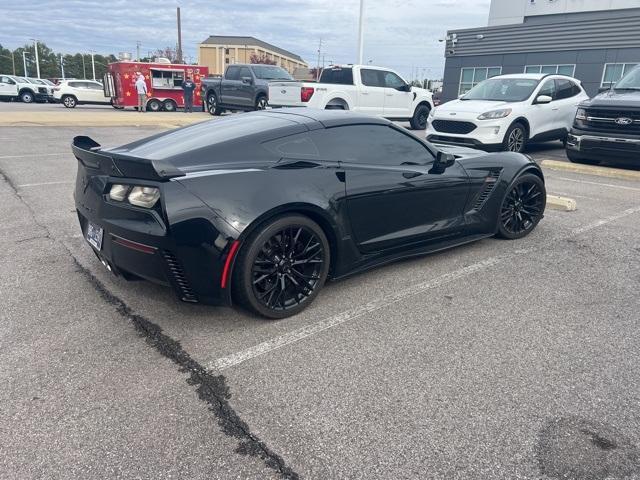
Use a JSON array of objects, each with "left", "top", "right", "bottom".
[
  {"left": 241, "top": 76, "right": 253, "bottom": 85},
  {"left": 534, "top": 95, "right": 552, "bottom": 104},
  {"left": 397, "top": 84, "right": 411, "bottom": 92},
  {"left": 431, "top": 151, "right": 456, "bottom": 174},
  {"left": 598, "top": 87, "right": 611, "bottom": 93}
]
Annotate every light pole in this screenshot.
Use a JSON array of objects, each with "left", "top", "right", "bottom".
[
  {"left": 22, "top": 51, "right": 31, "bottom": 76},
  {"left": 60, "top": 54, "right": 65, "bottom": 80},
  {"left": 30, "top": 39, "right": 41, "bottom": 78},
  {"left": 357, "top": 0, "right": 365, "bottom": 64},
  {"left": 81, "top": 55, "right": 86, "bottom": 79},
  {"left": 89, "top": 51, "right": 96, "bottom": 80}
]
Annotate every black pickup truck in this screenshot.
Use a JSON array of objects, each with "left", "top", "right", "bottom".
[
  {"left": 567, "top": 65, "right": 640, "bottom": 166},
  {"left": 201, "top": 64, "right": 294, "bottom": 115}
]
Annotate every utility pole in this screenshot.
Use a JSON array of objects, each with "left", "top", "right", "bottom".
[
  {"left": 357, "top": 0, "right": 365, "bottom": 64},
  {"left": 22, "top": 52, "right": 28, "bottom": 76},
  {"left": 316, "top": 38, "right": 322, "bottom": 81},
  {"left": 90, "top": 51, "right": 96, "bottom": 80},
  {"left": 30, "top": 39, "right": 41, "bottom": 78},
  {"left": 176, "top": 7, "right": 183, "bottom": 63},
  {"left": 136, "top": 41, "right": 141, "bottom": 62},
  {"left": 82, "top": 55, "right": 86, "bottom": 79},
  {"left": 60, "top": 54, "right": 65, "bottom": 80}
]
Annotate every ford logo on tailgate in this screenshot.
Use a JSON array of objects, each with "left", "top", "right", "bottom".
[
  {"left": 281, "top": 90, "right": 287, "bottom": 94},
  {"left": 615, "top": 117, "right": 633, "bottom": 125}
]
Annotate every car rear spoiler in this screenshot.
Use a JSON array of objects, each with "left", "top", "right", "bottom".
[{"left": 71, "top": 136, "right": 185, "bottom": 181}]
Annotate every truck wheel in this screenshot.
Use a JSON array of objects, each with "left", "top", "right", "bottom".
[
  {"left": 207, "top": 93, "right": 223, "bottom": 116},
  {"left": 163, "top": 99, "right": 177, "bottom": 112},
  {"left": 255, "top": 95, "right": 268, "bottom": 110},
  {"left": 20, "top": 91, "right": 34, "bottom": 103},
  {"left": 62, "top": 95, "right": 77, "bottom": 108},
  {"left": 409, "top": 104, "right": 431, "bottom": 130},
  {"left": 147, "top": 99, "right": 162, "bottom": 112}
]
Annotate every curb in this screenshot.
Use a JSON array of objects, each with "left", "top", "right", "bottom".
[
  {"left": 541, "top": 159, "right": 640, "bottom": 182},
  {"left": 547, "top": 194, "right": 577, "bottom": 212},
  {"left": 0, "top": 112, "right": 212, "bottom": 128}
]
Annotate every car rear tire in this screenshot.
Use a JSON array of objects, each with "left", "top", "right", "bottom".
[
  {"left": 566, "top": 149, "right": 600, "bottom": 165},
  {"left": 163, "top": 99, "right": 177, "bottom": 112},
  {"left": 496, "top": 173, "right": 546, "bottom": 240},
  {"left": 147, "top": 99, "right": 162, "bottom": 112},
  {"left": 503, "top": 122, "right": 528, "bottom": 153},
  {"left": 233, "top": 215, "right": 330, "bottom": 319},
  {"left": 255, "top": 95, "right": 268, "bottom": 111},
  {"left": 207, "top": 93, "right": 223, "bottom": 116},
  {"left": 409, "top": 104, "right": 431, "bottom": 130},
  {"left": 20, "top": 91, "right": 34, "bottom": 103},
  {"left": 62, "top": 95, "right": 77, "bottom": 108}
]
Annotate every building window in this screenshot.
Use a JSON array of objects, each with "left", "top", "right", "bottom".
[
  {"left": 459, "top": 67, "right": 502, "bottom": 95},
  {"left": 601, "top": 63, "right": 638, "bottom": 88},
  {"left": 225, "top": 58, "right": 229, "bottom": 64},
  {"left": 524, "top": 64, "right": 575, "bottom": 76},
  {"left": 225, "top": 48, "right": 230, "bottom": 55}
]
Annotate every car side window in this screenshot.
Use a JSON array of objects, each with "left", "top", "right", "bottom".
[
  {"left": 239, "top": 67, "right": 252, "bottom": 79},
  {"left": 537, "top": 79, "right": 556, "bottom": 100},
  {"left": 313, "top": 125, "right": 433, "bottom": 166},
  {"left": 1, "top": 76, "right": 13, "bottom": 84},
  {"left": 226, "top": 66, "right": 240, "bottom": 81},
  {"left": 263, "top": 133, "right": 320, "bottom": 159},
  {"left": 69, "top": 82, "right": 81, "bottom": 88},
  {"left": 383, "top": 72, "right": 406, "bottom": 89},
  {"left": 360, "top": 69, "right": 384, "bottom": 87},
  {"left": 555, "top": 79, "right": 579, "bottom": 99}
]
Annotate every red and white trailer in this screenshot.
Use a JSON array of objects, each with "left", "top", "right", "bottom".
[{"left": 104, "top": 61, "right": 209, "bottom": 111}]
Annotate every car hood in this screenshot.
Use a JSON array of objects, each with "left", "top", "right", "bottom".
[
  {"left": 433, "top": 143, "right": 488, "bottom": 159},
  {"left": 436, "top": 99, "right": 512, "bottom": 115},
  {"left": 580, "top": 89, "right": 640, "bottom": 109}
]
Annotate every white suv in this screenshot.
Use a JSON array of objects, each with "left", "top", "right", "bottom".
[
  {"left": 426, "top": 74, "right": 588, "bottom": 152},
  {"left": 53, "top": 80, "right": 110, "bottom": 108}
]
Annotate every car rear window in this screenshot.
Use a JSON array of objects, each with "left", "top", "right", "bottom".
[{"left": 319, "top": 67, "right": 354, "bottom": 85}]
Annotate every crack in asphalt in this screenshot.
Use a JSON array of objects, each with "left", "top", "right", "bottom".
[{"left": 0, "top": 169, "right": 300, "bottom": 479}]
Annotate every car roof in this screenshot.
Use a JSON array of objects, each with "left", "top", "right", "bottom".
[
  {"left": 257, "top": 108, "right": 391, "bottom": 128},
  {"left": 493, "top": 73, "right": 577, "bottom": 81}
]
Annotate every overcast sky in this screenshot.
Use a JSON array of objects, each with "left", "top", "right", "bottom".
[{"left": 1, "top": 0, "right": 490, "bottom": 79}]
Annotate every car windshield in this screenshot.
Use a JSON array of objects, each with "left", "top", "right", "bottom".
[
  {"left": 14, "top": 77, "right": 28, "bottom": 83},
  {"left": 251, "top": 65, "right": 292, "bottom": 80},
  {"left": 461, "top": 78, "right": 540, "bottom": 102},
  {"left": 614, "top": 66, "right": 640, "bottom": 90}
]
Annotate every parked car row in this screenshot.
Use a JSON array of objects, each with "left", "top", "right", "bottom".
[{"left": 0, "top": 74, "right": 55, "bottom": 103}]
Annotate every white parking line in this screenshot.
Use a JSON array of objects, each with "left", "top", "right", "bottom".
[
  {"left": 550, "top": 175, "right": 640, "bottom": 192},
  {"left": 208, "top": 206, "right": 640, "bottom": 373},
  {"left": 0, "top": 153, "right": 67, "bottom": 159},
  {"left": 18, "top": 181, "right": 73, "bottom": 188}
]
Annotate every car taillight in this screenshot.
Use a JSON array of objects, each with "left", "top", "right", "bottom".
[{"left": 301, "top": 87, "right": 315, "bottom": 103}]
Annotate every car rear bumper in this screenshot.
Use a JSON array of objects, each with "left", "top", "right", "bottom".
[{"left": 567, "top": 129, "right": 640, "bottom": 164}]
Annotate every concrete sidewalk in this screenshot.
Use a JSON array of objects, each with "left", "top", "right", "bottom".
[{"left": 0, "top": 109, "right": 213, "bottom": 129}]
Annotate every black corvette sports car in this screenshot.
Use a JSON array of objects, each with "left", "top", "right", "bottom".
[{"left": 73, "top": 109, "right": 546, "bottom": 318}]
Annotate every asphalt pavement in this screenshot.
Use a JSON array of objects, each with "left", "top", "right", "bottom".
[{"left": 1, "top": 117, "right": 639, "bottom": 479}]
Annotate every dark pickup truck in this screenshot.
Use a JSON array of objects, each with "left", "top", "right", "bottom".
[
  {"left": 201, "top": 64, "right": 294, "bottom": 115},
  {"left": 567, "top": 65, "right": 640, "bottom": 166}
]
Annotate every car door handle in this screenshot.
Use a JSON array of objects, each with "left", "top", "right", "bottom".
[
  {"left": 386, "top": 94, "right": 393, "bottom": 97},
  {"left": 361, "top": 92, "right": 369, "bottom": 95}
]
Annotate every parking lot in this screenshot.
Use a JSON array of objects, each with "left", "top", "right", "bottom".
[{"left": 1, "top": 103, "right": 640, "bottom": 479}]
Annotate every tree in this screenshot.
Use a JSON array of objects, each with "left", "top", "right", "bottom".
[
  {"left": 0, "top": 44, "right": 17, "bottom": 75},
  {"left": 250, "top": 53, "right": 276, "bottom": 66}
]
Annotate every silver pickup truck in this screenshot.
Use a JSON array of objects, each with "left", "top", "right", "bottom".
[{"left": 201, "top": 64, "right": 294, "bottom": 115}]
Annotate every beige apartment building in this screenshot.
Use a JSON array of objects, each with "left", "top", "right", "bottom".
[{"left": 198, "top": 35, "right": 308, "bottom": 75}]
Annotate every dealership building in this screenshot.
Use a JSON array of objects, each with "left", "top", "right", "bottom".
[{"left": 441, "top": 0, "right": 640, "bottom": 102}]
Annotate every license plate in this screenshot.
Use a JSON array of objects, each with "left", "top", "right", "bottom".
[{"left": 86, "top": 222, "right": 104, "bottom": 251}]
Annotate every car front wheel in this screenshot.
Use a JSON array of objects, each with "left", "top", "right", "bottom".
[
  {"left": 497, "top": 173, "right": 546, "bottom": 240},
  {"left": 503, "top": 122, "right": 527, "bottom": 153},
  {"left": 20, "top": 91, "right": 34, "bottom": 103},
  {"left": 207, "top": 94, "right": 223, "bottom": 116},
  {"left": 255, "top": 95, "right": 268, "bottom": 110},
  {"left": 233, "top": 215, "right": 330, "bottom": 319},
  {"left": 409, "top": 104, "right": 431, "bottom": 130}
]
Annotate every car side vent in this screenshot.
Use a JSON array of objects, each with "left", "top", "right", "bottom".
[
  {"left": 473, "top": 170, "right": 502, "bottom": 211},
  {"left": 162, "top": 250, "right": 198, "bottom": 303},
  {"left": 274, "top": 160, "right": 321, "bottom": 169}
]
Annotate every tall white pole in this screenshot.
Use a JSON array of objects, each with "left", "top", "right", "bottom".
[
  {"left": 33, "top": 39, "right": 40, "bottom": 78},
  {"left": 357, "top": 0, "right": 365, "bottom": 64},
  {"left": 91, "top": 52, "right": 96, "bottom": 80},
  {"left": 22, "top": 52, "right": 28, "bottom": 76},
  {"left": 60, "top": 54, "right": 65, "bottom": 80}
]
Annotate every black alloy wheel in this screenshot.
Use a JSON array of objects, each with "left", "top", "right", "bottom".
[
  {"left": 234, "top": 215, "right": 330, "bottom": 319},
  {"left": 410, "top": 104, "right": 431, "bottom": 130},
  {"left": 255, "top": 96, "right": 268, "bottom": 110},
  {"left": 504, "top": 122, "right": 527, "bottom": 153},
  {"left": 497, "top": 173, "right": 546, "bottom": 240},
  {"left": 207, "top": 94, "right": 222, "bottom": 115}
]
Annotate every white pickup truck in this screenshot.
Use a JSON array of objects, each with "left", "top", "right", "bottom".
[{"left": 268, "top": 64, "right": 434, "bottom": 130}]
